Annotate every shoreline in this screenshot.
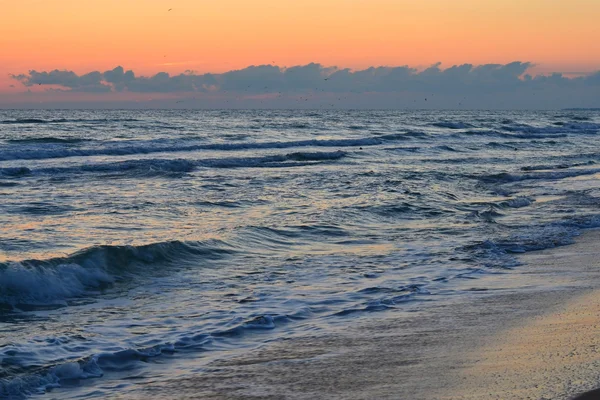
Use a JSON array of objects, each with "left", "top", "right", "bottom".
[
  {"left": 43, "top": 229, "right": 600, "bottom": 399},
  {"left": 437, "top": 230, "right": 600, "bottom": 399}
]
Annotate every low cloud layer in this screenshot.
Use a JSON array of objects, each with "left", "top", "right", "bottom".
[
  {"left": 6, "top": 62, "right": 600, "bottom": 109},
  {"left": 11, "top": 62, "right": 600, "bottom": 94}
]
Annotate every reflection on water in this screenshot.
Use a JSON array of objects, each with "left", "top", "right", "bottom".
[{"left": 1, "top": 109, "right": 600, "bottom": 398}]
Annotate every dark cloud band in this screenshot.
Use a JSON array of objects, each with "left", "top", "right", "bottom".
[{"left": 11, "top": 62, "right": 600, "bottom": 94}]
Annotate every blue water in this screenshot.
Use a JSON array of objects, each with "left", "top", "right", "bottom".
[{"left": 1, "top": 109, "right": 600, "bottom": 398}]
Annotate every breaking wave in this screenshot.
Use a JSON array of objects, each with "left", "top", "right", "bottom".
[{"left": 0, "top": 240, "right": 234, "bottom": 309}]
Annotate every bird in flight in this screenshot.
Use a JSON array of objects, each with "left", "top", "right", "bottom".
[{"left": 168, "top": 8, "right": 172, "bottom": 11}]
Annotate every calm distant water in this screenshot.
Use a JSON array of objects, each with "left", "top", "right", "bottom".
[{"left": 1, "top": 109, "right": 600, "bottom": 398}]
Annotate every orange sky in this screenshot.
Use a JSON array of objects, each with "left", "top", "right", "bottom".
[{"left": 1, "top": 0, "right": 599, "bottom": 93}]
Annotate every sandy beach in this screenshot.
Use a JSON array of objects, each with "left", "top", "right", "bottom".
[
  {"left": 114, "top": 229, "right": 600, "bottom": 400},
  {"left": 439, "top": 232, "right": 600, "bottom": 400}
]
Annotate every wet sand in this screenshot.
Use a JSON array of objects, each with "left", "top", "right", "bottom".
[{"left": 120, "top": 230, "right": 600, "bottom": 400}]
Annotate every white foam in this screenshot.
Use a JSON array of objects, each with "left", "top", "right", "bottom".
[{"left": 0, "top": 262, "right": 114, "bottom": 306}]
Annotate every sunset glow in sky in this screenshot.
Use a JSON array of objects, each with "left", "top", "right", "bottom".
[{"left": 1, "top": 0, "right": 599, "bottom": 106}]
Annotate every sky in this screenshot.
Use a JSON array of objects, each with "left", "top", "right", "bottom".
[{"left": 1, "top": 0, "right": 599, "bottom": 108}]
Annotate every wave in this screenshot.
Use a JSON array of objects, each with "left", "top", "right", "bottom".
[
  {"left": 470, "top": 208, "right": 504, "bottom": 223},
  {"left": 439, "top": 121, "right": 599, "bottom": 139},
  {"left": 0, "top": 181, "right": 19, "bottom": 187},
  {"left": 477, "top": 167, "right": 600, "bottom": 184},
  {"left": 486, "top": 141, "right": 518, "bottom": 150},
  {"left": 378, "top": 131, "right": 429, "bottom": 140},
  {"left": 0, "top": 309, "right": 303, "bottom": 398},
  {"left": 266, "top": 121, "right": 313, "bottom": 130},
  {"left": 247, "top": 224, "right": 349, "bottom": 240},
  {"left": 333, "top": 298, "right": 421, "bottom": 317},
  {"left": 434, "top": 145, "right": 460, "bottom": 152},
  {"left": 501, "top": 122, "right": 600, "bottom": 135},
  {"left": 0, "top": 118, "right": 140, "bottom": 125},
  {"left": 359, "top": 202, "right": 453, "bottom": 218},
  {"left": 0, "top": 275, "right": 433, "bottom": 399},
  {"left": 233, "top": 224, "right": 351, "bottom": 252},
  {"left": 464, "top": 215, "right": 600, "bottom": 268},
  {"left": 13, "top": 202, "right": 78, "bottom": 216},
  {"left": 44, "top": 158, "right": 197, "bottom": 178},
  {"left": 383, "top": 146, "right": 421, "bottom": 153},
  {"left": 0, "top": 240, "right": 234, "bottom": 309},
  {"left": 197, "top": 151, "right": 347, "bottom": 169},
  {"left": 7, "top": 137, "right": 90, "bottom": 144},
  {"left": 520, "top": 160, "right": 595, "bottom": 171},
  {"left": 432, "top": 121, "right": 473, "bottom": 129},
  {"left": 9, "top": 151, "right": 347, "bottom": 178},
  {"left": 499, "top": 196, "right": 534, "bottom": 208},
  {"left": 554, "top": 114, "right": 592, "bottom": 121},
  {"left": 0, "top": 167, "right": 31, "bottom": 178},
  {"left": 0, "top": 137, "right": 377, "bottom": 162},
  {"left": 463, "top": 129, "right": 569, "bottom": 140},
  {"left": 0, "top": 359, "right": 104, "bottom": 399}
]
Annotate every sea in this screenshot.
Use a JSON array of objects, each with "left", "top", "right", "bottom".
[{"left": 1, "top": 109, "right": 600, "bottom": 398}]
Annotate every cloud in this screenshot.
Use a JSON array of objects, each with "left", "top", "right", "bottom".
[
  {"left": 6, "top": 62, "right": 600, "bottom": 109},
  {"left": 12, "top": 62, "right": 600, "bottom": 95},
  {"left": 11, "top": 69, "right": 111, "bottom": 92}
]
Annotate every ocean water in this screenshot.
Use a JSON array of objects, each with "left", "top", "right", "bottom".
[{"left": 1, "top": 109, "right": 600, "bottom": 398}]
